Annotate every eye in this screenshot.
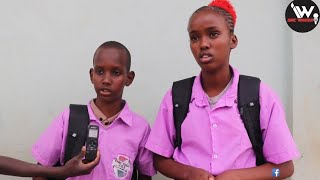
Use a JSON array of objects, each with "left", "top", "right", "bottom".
[
  {"left": 112, "top": 70, "right": 121, "bottom": 76},
  {"left": 95, "top": 68, "right": 104, "bottom": 75},
  {"left": 189, "top": 34, "right": 199, "bottom": 42},
  {"left": 209, "top": 31, "right": 219, "bottom": 38}
]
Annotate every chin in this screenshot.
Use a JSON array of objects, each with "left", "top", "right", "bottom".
[
  {"left": 201, "top": 65, "right": 221, "bottom": 73},
  {"left": 97, "top": 96, "right": 113, "bottom": 102}
]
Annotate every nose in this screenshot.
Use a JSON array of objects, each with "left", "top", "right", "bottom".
[
  {"left": 102, "top": 72, "right": 112, "bottom": 85},
  {"left": 200, "top": 37, "right": 210, "bottom": 50}
]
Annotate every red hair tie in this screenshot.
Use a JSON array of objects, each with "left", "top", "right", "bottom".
[{"left": 208, "top": 0, "right": 237, "bottom": 26}]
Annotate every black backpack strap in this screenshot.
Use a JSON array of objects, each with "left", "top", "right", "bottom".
[
  {"left": 238, "top": 75, "right": 265, "bottom": 166},
  {"left": 63, "top": 104, "right": 90, "bottom": 164},
  {"left": 172, "top": 76, "right": 196, "bottom": 149},
  {"left": 131, "top": 167, "right": 138, "bottom": 180}
]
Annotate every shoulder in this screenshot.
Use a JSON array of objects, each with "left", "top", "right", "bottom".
[
  {"left": 237, "top": 73, "right": 284, "bottom": 109},
  {"left": 163, "top": 88, "right": 173, "bottom": 99},
  {"left": 124, "top": 103, "right": 151, "bottom": 130},
  {"left": 131, "top": 111, "right": 150, "bottom": 128},
  {"left": 258, "top": 81, "right": 287, "bottom": 131},
  {"left": 238, "top": 74, "right": 282, "bottom": 105},
  {"left": 49, "top": 106, "right": 71, "bottom": 126},
  {"left": 54, "top": 105, "right": 91, "bottom": 128},
  {"left": 259, "top": 81, "right": 283, "bottom": 107},
  {"left": 61, "top": 106, "right": 71, "bottom": 118},
  {"left": 163, "top": 76, "right": 197, "bottom": 102}
]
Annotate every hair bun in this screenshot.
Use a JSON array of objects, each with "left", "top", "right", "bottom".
[{"left": 208, "top": 0, "right": 237, "bottom": 26}]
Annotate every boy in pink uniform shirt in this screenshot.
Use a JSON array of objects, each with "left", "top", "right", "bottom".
[
  {"left": 32, "top": 41, "right": 156, "bottom": 180},
  {"left": 145, "top": 0, "right": 300, "bottom": 179}
]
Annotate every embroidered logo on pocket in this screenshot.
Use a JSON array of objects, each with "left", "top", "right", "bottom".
[{"left": 112, "top": 155, "right": 131, "bottom": 179}]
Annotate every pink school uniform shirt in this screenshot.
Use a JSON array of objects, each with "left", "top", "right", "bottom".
[
  {"left": 145, "top": 67, "right": 300, "bottom": 175},
  {"left": 32, "top": 102, "right": 156, "bottom": 180}
]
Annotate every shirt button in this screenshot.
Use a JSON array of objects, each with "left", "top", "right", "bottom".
[
  {"left": 212, "top": 123, "right": 217, "bottom": 128},
  {"left": 213, "top": 154, "right": 218, "bottom": 159}
]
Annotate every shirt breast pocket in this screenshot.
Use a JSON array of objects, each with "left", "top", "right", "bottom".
[{"left": 108, "top": 149, "right": 135, "bottom": 180}]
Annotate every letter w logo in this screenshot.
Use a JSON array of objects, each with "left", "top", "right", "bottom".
[{"left": 291, "top": 3, "right": 314, "bottom": 18}]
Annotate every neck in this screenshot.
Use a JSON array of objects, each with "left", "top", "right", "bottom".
[
  {"left": 201, "top": 65, "right": 232, "bottom": 97},
  {"left": 94, "top": 98, "right": 124, "bottom": 118}
]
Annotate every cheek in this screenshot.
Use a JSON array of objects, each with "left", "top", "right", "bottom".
[
  {"left": 215, "top": 40, "right": 230, "bottom": 51},
  {"left": 90, "top": 76, "right": 96, "bottom": 83},
  {"left": 190, "top": 44, "right": 198, "bottom": 56},
  {"left": 92, "top": 76, "right": 100, "bottom": 83},
  {"left": 114, "top": 79, "right": 126, "bottom": 89}
]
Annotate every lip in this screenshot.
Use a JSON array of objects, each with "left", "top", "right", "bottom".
[
  {"left": 99, "top": 88, "right": 112, "bottom": 96},
  {"left": 199, "top": 52, "right": 213, "bottom": 63}
]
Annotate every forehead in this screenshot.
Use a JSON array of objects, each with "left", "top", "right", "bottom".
[
  {"left": 188, "top": 9, "right": 228, "bottom": 32},
  {"left": 94, "top": 47, "right": 127, "bottom": 67}
]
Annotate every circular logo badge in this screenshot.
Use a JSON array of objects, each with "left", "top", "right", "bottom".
[
  {"left": 112, "top": 155, "right": 131, "bottom": 179},
  {"left": 285, "top": 0, "right": 319, "bottom": 32}
]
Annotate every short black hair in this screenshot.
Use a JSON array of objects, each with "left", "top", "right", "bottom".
[
  {"left": 189, "top": 6, "right": 235, "bottom": 33},
  {"left": 93, "top": 41, "right": 131, "bottom": 71}
]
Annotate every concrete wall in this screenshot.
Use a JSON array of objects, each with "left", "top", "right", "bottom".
[{"left": 291, "top": 18, "right": 320, "bottom": 180}]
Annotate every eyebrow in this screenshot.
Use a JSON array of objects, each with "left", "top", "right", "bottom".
[
  {"left": 188, "top": 26, "right": 219, "bottom": 34},
  {"left": 206, "top": 26, "right": 219, "bottom": 30},
  {"left": 94, "top": 63, "right": 124, "bottom": 69}
]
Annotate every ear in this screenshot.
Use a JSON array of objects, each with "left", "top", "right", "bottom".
[
  {"left": 89, "top": 68, "right": 94, "bottom": 84},
  {"left": 230, "top": 34, "right": 238, "bottom": 49},
  {"left": 125, "top": 71, "right": 135, "bottom": 86}
]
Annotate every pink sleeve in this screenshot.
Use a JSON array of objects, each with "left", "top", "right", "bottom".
[
  {"left": 31, "top": 108, "right": 69, "bottom": 166},
  {"left": 259, "top": 83, "right": 300, "bottom": 164},
  {"left": 145, "top": 90, "right": 176, "bottom": 158},
  {"left": 134, "top": 125, "right": 157, "bottom": 176}
]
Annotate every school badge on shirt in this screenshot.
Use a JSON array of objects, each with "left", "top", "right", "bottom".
[{"left": 112, "top": 155, "right": 131, "bottom": 179}]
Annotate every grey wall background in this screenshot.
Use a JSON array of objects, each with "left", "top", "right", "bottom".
[{"left": 0, "top": 0, "right": 318, "bottom": 179}]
